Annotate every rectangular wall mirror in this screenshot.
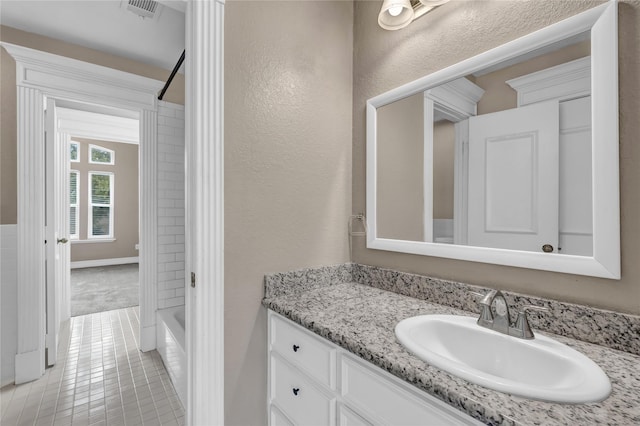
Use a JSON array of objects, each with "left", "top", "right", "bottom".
[{"left": 366, "top": 1, "right": 620, "bottom": 279}]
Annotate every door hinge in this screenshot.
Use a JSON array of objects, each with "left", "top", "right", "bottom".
[{"left": 191, "top": 272, "right": 196, "bottom": 288}]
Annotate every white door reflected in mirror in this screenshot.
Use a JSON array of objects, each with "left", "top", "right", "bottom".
[{"left": 467, "top": 100, "right": 562, "bottom": 254}]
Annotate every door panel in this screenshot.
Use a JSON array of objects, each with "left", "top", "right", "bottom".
[
  {"left": 468, "top": 100, "right": 560, "bottom": 252},
  {"left": 559, "top": 96, "right": 592, "bottom": 255},
  {"left": 45, "top": 99, "right": 70, "bottom": 366}
]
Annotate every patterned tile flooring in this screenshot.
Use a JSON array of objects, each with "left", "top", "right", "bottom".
[{"left": 1, "top": 307, "right": 185, "bottom": 425}]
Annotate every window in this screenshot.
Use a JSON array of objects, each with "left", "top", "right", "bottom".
[
  {"left": 88, "top": 172, "right": 114, "bottom": 239},
  {"left": 89, "top": 144, "right": 115, "bottom": 165},
  {"left": 70, "top": 141, "right": 79, "bottom": 162},
  {"left": 69, "top": 171, "right": 79, "bottom": 239}
]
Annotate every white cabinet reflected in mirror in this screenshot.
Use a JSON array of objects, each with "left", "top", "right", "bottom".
[{"left": 367, "top": 1, "right": 620, "bottom": 279}]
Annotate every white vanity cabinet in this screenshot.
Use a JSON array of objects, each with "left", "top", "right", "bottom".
[{"left": 267, "top": 311, "right": 483, "bottom": 426}]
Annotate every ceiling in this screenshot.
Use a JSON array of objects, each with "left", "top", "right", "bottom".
[{"left": 0, "top": 0, "right": 185, "bottom": 71}]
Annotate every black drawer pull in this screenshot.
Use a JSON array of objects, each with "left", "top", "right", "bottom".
[
  {"left": 292, "top": 388, "right": 300, "bottom": 396},
  {"left": 292, "top": 344, "right": 300, "bottom": 352}
]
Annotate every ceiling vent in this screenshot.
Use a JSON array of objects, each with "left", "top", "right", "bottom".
[{"left": 125, "top": 0, "right": 159, "bottom": 19}]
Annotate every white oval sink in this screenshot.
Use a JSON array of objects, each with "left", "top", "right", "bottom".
[{"left": 395, "top": 315, "right": 611, "bottom": 403}]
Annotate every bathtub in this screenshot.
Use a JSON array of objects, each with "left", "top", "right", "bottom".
[{"left": 157, "top": 306, "right": 186, "bottom": 408}]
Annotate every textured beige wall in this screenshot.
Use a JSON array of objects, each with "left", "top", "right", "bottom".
[
  {"left": 433, "top": 120, "right": 454, "bottom": 219},
  {"left": 0, "top": 25, "right": 184, "bottom": 225},
  {"left": 353, "top": 0, "right": 640, "bottom": 315},
  {"left": 377, "top": 92, "right": 423, "bottom": 241},
  {"left": 69, "top": 138, "right": 139, "bottom": 262},
  {"left": 224, "top": 1, "right": 352, "bottom": 424}
]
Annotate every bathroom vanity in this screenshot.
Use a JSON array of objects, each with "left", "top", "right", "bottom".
[
  {"left": 263, "top": 264, "right": 640, "bottom": 425},
  {"left": 268, "top": 311, "right": 482, "bottom": 425}
]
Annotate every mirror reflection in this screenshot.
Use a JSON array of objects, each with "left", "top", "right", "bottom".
[{"left": 377, "top": 35, "right": 593, "bottom": 255}]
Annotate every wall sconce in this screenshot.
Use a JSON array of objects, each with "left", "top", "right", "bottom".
[{"left": 378, "top": 0, "right": 450, "bottom": 30}]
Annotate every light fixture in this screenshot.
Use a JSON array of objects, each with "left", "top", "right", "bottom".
[
  {"left": 378, "top": 0, "right": 414, "bottom": 31},
  {"left": 378, "top": 0, "right": 450, "bottom": 30}
]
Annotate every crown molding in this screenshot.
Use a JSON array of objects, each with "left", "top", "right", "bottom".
[{"left": 1, "top": 42, "right": 163, "bottom": 110}]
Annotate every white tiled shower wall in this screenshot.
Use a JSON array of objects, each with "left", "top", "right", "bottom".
[{"left": 157, "top": 101, "right": 186, "bottom": 310}]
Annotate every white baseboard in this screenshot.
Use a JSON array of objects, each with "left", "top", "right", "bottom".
[
  {"left": 140, "top": 324, "right": 156, "bottom": 352},
  {"left": 15, "top": 349, "right": 43, "bottom": 384},
  {"left": 70, "top": 256, "right": 139, "bottom": 269}
]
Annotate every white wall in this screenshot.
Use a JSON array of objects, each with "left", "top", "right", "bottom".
[
  {"left": 1, "top": 225, "right": 17, "bottom": 386},
  {"left": 157, "top": 101, "right": 186, "bottom": 310}
]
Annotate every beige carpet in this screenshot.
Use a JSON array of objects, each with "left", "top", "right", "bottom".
[{"left": 70, "top": 264, "right": 139, "bottom": 316}]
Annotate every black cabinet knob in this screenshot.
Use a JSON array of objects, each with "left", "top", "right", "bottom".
[
  {"left": 292, "top": 388, "right": 300, "bottom": 396},
  {"left": 292, "top": 344, "right": 300, "bottom": 352}
]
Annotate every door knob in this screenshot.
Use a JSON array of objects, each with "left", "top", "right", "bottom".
[
  {"left": 57, "top": 238, "right": 69, "bottom": 244},
  {"left": 542, "top": 244, "right": 553, "bottom": 253}
]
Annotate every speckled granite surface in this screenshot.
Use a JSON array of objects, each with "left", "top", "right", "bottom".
[
  {"left": 263, "top": 265, "right": 640, "bottom": 426},
  {"left": 265, "top": 263, "right": 640, "bottom": 356},
  {"left": 351, "top": 264, "right": 640, "bottom": 356},
  {"left": 264, "top": 263, "right": 352, "bottom": 298}
]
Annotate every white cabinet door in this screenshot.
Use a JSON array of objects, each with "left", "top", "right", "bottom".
[
  {"left": 468, "top": 100, "right": 560, "bottom": 253},
  {"left": 339, "top": 353, "right": 483, "bottom": 426},
  {"left": 337, "top": 404, "right": 372, "bottom": 426},
  {"left": 270, "top": 405, "right": 294, "bottom": 426}
]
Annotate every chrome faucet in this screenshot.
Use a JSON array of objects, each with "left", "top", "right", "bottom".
[{"left": 474, "top": 289, "right": 548, "bottom": 339}]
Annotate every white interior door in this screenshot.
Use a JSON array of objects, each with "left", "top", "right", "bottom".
[
  {"left": 467, "top": 100, "right": 560, "bottom": 252},
  {"left": 45, "top": 98, "right": 70, "bottom": 366},
  {"left": 559, "top": 96, "right": 592, "bottom": 255},
  {"left": 423, "top": 97, "right": 434, "bottom": 242}
]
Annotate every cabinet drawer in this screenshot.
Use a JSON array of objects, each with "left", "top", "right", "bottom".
[
  {"left": 340, "top": 353, "right": 483, "bottom": 426},
  {"left": 270, "top": 354, "right": 336, "bottom": 426},
  {"left": 337, "top": 404, "right": 371, "bottom": 426},
  {"left": 270, "top": 405, "right": 294, "bottom": 426},
  {"left": 269, "top": 312, "right": 336, "bottom": 389}
]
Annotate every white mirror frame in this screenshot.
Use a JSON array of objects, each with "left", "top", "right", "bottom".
[{"left": 366, "top": 1, "right": 620, "bottom": 279}]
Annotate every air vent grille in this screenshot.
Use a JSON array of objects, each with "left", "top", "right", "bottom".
[{"left": 127, "top": 0, "right": 158, "bottom": 19}]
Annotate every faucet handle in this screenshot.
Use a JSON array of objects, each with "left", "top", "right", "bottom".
[
  {"left": 513, "top": 305, "right": 549, "bottom": 339},
  {"left": 469, "top": 290, "right": 486, "bottom": 302},
  {"left": 470, "top": 289, "right": 497, "bottom": 305},
  {"left": 471, "top": 290, "right": 495, "bottom": 325}
]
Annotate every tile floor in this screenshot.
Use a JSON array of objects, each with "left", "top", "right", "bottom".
[{"left": 0, "top": 307, "right": 184, "bottom": 426}]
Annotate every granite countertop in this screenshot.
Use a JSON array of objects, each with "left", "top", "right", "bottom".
[{"left": 263, "top": 280, "right": 640, "bottom": 426}]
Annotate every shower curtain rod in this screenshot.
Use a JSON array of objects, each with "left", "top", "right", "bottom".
[{"left": 158, "top": 49, "right": 185, "bottom": 101}]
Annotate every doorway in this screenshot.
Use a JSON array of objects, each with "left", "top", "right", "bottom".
[
  {"left": 45, "top": 99, "right": 145, "bottom": 368},
  {"left": 67, "top": 135, "right": 140, "bottom": 317},
  {"left": 3, "top": 1, "right": 224, "bottom": 421}
]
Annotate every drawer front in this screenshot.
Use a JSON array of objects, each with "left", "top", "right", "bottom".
[
  {"left": 270, "top": 354, "right": 336, "bottom": 426},
  {"left": 269, "top": 312, "right": 336, "bottom": 389},
  {"left": 270, "top": 405, "right": 294, "bottom": 426},
  {"left": 340, "top": 353, "right": 483, "bottom": 426},
  {"left": 337, "top": 404, "right": 372, "bottom": 426}
]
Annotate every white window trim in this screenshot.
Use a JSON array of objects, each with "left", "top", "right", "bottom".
[
  {"left": 89, "top": 144, "right": 115, "bottom": 165},
  {"left": 70, "top": 141, "right": 80, "bottom": 163},
  {"left": 88, "top": 171, "right": 114, "bottom": 239},
  {"left": 69, "top": 170, "right": 79, "bottom": 240}
]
